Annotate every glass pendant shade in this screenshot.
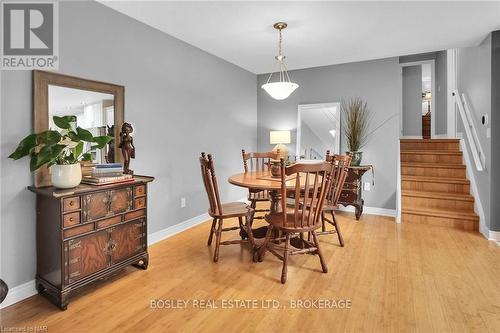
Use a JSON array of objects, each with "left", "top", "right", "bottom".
[
  {"left": 262, "top": 22, "right": 299, "bottom": 100},
  {"left": 261, "top": 82, "right": 299, "bottom": 100}
]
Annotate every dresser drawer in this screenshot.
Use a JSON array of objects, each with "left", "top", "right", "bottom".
[
  {"left": 96, "top": 216, "right": 122, "bottom": 229},
  {"left": 125, "top": 209, "right": 145, "bottom": 221},
  {"left": 83, "top": 188, "right": 133, "bottom": 221},
  {"left": 63, "top": 223, "right": 94, "bottom": 239},
  {"left": 63, "top": 197, "right": 80, "bottom": 212},
  {"left": 134, "top": 185, "right": 146, "bottom": 197},
  {"left": 339, "top": 190, "right": 358, "bottom": 204},
  {"left": 134, "top": 196, "right": 146, "bottom": 209},
  {"left": 63, "top": 212, "right": 80, "bottom": 228}
]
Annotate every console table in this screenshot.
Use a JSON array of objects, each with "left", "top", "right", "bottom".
[
  {"left": 28, "top": 175, "right": 154, "bottom": 310},
  {"left": 338, "top": 166, "right": 372, "bottom": 220}
]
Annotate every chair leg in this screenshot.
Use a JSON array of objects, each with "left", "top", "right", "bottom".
[
  {"left": 213, "top": 219, "right": 223, "bottom": 262},
  {"left": 321, "top": 212, "right": 326, "bottom": 232},
  {"left": 250, "top": 200, "right": 256, "bottom": 209},
  {"left": 332, "top": 211, "right": 344, "bottom": 247},
  {"left": 207, "top": 218, "right": 217, "bottom": 246},
  {"left": 281, "top": 233, "right": 290, "bottom": 284},
  {"left": 258, "top": 225, "right": 273, "bottom": 262},
  {"left": 311, "top": 230, "right": 328, "bottom": 273},
  {"left": 238, "top": 216, "right": 246, "bottom": 240}
]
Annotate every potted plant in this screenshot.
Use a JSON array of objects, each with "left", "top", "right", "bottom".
[
  {"left": 9, "top": 115, "right": 112, "bottom": 188},
  {"left": 341, "top": 98, "right": 371, "bottom": 166}
]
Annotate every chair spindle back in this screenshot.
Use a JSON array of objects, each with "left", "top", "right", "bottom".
[
  {"left": 325, "top": 151, "right": 352, "bottom": 206},
  {"left": 280, "top": 159, "right": 334, "bottom": 229},
  {"left": 199, "top": 152, "right": 223, "bottom": 216},
  {"left": 242, "top": 149, "right": 279, "bottom": 173}
]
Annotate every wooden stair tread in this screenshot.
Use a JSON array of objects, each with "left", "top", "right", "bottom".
[
  {"left": 401, "top": 162, "right": 465, "bottom": 168},
  {"left": 402, "top": 190, "right": 474, "bottom": 201},
  {"left": 400, "top": 139, "right": 460, "bottom": 143},
  {"left": 400, "top": 150, "right": 463, "bottom": 155},
  {"left": 401, "top": 175, "right": 470, "bottom": 184},
  {"left": 402, "top": 207, "right": 478, "bottom": 221}
]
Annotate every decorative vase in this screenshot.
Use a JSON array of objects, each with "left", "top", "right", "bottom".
[
  {"left": 50, "top": 164, "right": 82, "bottom": 189},
  {"left": 350, "top": 151, "right": 363, "bottom": 166},
  {"left": 270, "top": 160, "right": 282, "bottom": 178}
]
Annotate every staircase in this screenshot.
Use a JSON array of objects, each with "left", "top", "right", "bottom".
[{"left": 400, "top": 139, "right": 479, "bottom": 231}]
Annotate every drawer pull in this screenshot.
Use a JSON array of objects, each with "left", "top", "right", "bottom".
[
  {"left": 69, "top": 217, "right": 74, "bottom": 222},
  {"left": 69, "top": 201, "right": 75, "bottom": 206}
]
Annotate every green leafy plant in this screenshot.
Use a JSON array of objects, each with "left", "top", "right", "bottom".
[
  {"left": 9, "top": 115, "right": 113, "bottom": 171},
  {"left": 341, "top": 98, "right": 371, "bottom": 152}
]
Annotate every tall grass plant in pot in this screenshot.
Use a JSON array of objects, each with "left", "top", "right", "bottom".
[{"left": 341, "top": 98, "right": 371, "bottom": 166}]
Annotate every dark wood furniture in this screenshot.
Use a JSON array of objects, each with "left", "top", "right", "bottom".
[
  {"left": 317, "top": 153, "right": 352, "bottom": 246},
  {"left": 33, "top": 70, "right": 124, "bottom": 187},
  {"left": 422, "top": 114, "right": 431, "bottom": 139},
  {"left": 200, "top": 153, "right": 255, "bottom": 262},
  {"left": 28, "top": 175, "right": 154, "bottom": 310},
  {"left": 338, "top": 165, "right": 372, "bottom": 220},
  {"left": 257, "top": 160, "right": 333, "bottom": 284},
  {"left": 241, "top": 150, "right": 279, "bottom": 219}
]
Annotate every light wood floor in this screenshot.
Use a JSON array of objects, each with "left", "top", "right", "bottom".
[{"left": 1, "top": 209, "right": 500, "bottom": 332}]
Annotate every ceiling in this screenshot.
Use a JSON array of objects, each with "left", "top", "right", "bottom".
[
  {"left": 99, "top": 1, "right": 500, "bottom": 74},
  {"left": 49, "top": 86, "right": 114, "bottom": 114}
]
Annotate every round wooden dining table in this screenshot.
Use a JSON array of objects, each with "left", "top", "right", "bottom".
[{"left": 228, "top": 171, "right": 285, "bottom": 214}]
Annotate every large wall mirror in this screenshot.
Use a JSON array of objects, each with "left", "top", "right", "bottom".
[
  {"left": 296, "top": 103, "right": 341, "bottom": 160},
  {"left": 34, "top": 70, "right": 124, "bottom": 187}
]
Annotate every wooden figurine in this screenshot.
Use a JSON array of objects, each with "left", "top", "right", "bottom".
[{"left": 119, "top": 122, "right": 135, "bottom": 175}]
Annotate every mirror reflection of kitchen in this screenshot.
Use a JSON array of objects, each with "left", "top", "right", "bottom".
[{"left": 48, "top": 85, "right": 115, "bottom": 164}]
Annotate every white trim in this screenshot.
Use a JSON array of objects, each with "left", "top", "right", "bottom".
[
  {"left": 400, "top": 136, "right": 423, "bottom": 139},
  {"left": 296, "top": 102, "right": 341, "bottom": 160},
  {"left": 337, "top": 205, "right": 397, "bottom": 218},
  {"left": 447, "top": 49, "right": 457, "bottom": 138},
  {"left": 148, "top": 212, "right": 211, "bottom": 246},
  {"left": 0, "top": 280, "right": 37, "bottom": 309},
  {"left": 459, "top": 136, "right": 487, "bottom": 238},
  {"left": 488, "top": 231, "right": 500, "bottom": 244},
  {"left": 433, "top": 134, "right": 449, "bottom": 139},
  {"left": 399, "top": 59, "right": 436, "bottom": 138}
]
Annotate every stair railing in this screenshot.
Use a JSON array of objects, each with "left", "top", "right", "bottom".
[{"left": 452, "top": 90, "right": 485, "bottom": 171}]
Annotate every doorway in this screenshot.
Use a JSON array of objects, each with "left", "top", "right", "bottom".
[{"left": 400, "top": 61, "right": 435, "bottom": 139}]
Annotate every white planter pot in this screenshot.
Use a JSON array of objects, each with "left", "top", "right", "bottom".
[{"left": 50, "top": 164, "right": 82, "bottom": 189}]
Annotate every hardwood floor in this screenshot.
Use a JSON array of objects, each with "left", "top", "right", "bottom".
[{"left": 1, "top": 208, "right": 499, "bottom": 332}]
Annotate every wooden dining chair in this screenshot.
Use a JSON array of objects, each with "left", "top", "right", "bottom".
[
  {"left": 199, "top": 153, "right": 255, "bottom": 262},
  {"left": 241, "top": 149, "right": 279, "bottom": 219},
  {"left": 316, "top": 151, "right": 352, "bottom": 246},
  {"left": 257, "top": 159, "right": 334, "bottom": 284}
]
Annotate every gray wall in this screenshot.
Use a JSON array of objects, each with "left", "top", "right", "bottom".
[
  {"left": 490, "top": 31, "right": 500, "bottom": 232},
  {"left": 257, "top": 58, "right": 400, "bottom": 210},
  {"left": 402, "top": 65, "right": 423, "bottom": 136},
  {"left": 456, "top": 34, "right": 492, "bottom": 230},
  {"left": 0, "top": 1, "right": 257, "bottom": 288},
  {"left": 435, "top": 51, "right": 448, "bottom": 135}
]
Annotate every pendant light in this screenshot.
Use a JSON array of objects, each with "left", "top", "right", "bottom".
[{"left": 261, "top": 22, "right": 299, "bottom": 100}]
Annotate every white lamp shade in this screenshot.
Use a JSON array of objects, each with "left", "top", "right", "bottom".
[
  {"left": 270, "top": 130, "right": 291, "bottom": 144},
  {"left": 261, "top": 82, "right": 299, "bottom": 100}
]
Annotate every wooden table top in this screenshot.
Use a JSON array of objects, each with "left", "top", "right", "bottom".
[{"left": 228, "top": 171, "right": 310, "bottom": 191}]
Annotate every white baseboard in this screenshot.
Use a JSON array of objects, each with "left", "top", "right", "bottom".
[
  {"left": 148, "top": 212, "right": 210, "bottom": 246},
  {"left": 337, "top": 205, "right": 396, "bottom": 218},
  {"left": 0, "top": 280, "right": 37, "bottom": 309},
  {"left": 433, "top": 134, "right": 449, "bottom": 139},
  {"left": 489, "top": 231, "right": 500, "bottom": 245}
]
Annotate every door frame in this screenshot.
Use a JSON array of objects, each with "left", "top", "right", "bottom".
[{"left": 398, "top": 60, "right": 436, "bottom": 139}]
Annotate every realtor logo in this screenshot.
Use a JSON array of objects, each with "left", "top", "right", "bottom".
[{"left": 1, "top": 1, "right": 58, "bottom": 70}]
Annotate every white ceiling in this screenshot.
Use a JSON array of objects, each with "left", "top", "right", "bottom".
[
  {"left": 49, "top": 85, "right": 114, "bottom": 114},
  {"left": 99, "top": 1, "right": 500, "bottom": 74}
]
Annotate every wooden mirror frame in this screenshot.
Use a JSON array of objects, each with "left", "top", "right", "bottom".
[{"left": 33, "top": 70, "right": 124, "bottom": 187}]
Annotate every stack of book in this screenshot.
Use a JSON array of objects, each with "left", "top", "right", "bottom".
[
  {"left": 81, "top": 163, "right": 134, "bottom": 185},
  {"left": 80, "top": 160, "right": 96, "bottom": 177}
]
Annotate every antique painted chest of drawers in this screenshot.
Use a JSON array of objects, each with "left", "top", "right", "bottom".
[{"left": 28, "top": 175, "right": 154, "bottom": 310}]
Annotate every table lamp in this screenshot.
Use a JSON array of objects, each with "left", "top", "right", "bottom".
[{"left": 270, "top": 130, "right": 291, "bottom": 159}]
